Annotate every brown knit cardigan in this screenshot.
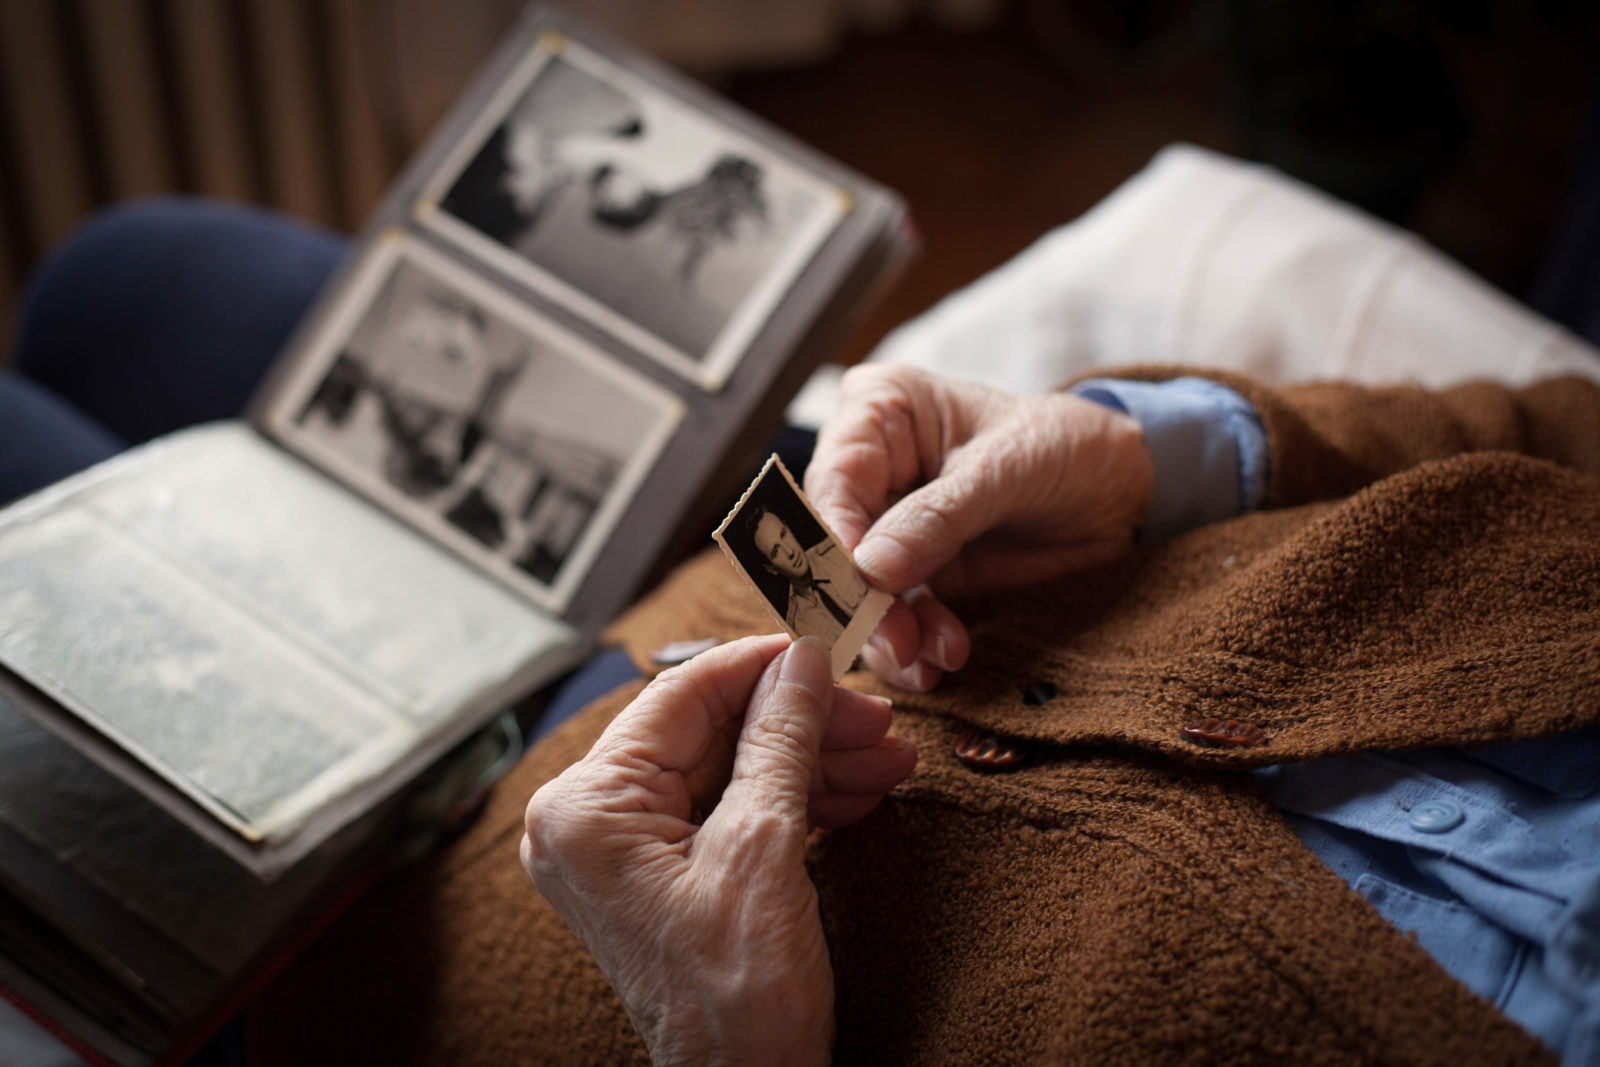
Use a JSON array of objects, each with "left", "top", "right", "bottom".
[{"left": 250, "top": 370, "right": 1600, "bottom": 1066}]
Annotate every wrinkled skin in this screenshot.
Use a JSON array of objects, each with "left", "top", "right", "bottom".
[
  {"left": 806, "top": 364, "right": 1152, "bottom": 691},
  {"left": 523, "top": 636, "right": 916, "bottom": 1066},
  {"left": 523, "top": 368, "right": 1154, "bottom": 1062}
]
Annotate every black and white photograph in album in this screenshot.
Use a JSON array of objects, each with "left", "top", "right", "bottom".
[
  {"left": 291, "top": 245, "right": 680, "bottom": 604},
  {"left": 428, "top": 38, "right": 842, "bottom": 388}
]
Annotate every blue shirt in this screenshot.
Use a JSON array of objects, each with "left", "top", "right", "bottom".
[{"left": 1074, "top": 376, "right": 1600, "bottom": 1064}]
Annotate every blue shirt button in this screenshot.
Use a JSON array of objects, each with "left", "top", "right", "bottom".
[{"left": 1409, "top": 799, "right": 1465, "bottom": 833}]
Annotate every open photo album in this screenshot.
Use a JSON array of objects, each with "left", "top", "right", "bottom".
[{"left": 0, "top": 7, "right": 910, "bottom": 1064}]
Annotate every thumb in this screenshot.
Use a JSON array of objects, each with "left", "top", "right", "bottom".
[
  {"left": 712, "top": 637, "right": 833, "bottom": 827},
  {"left": 850, "top": 456, "right": 1004, "bottom": 592}
]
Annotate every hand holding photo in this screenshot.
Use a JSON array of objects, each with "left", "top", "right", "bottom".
[{"left": 714, "top": 455, "right": 892, "bottom": 680}]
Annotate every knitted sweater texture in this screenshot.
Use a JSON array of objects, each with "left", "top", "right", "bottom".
[{"left": 251, "top": 371, "right": 1600, "bottom": 1065}]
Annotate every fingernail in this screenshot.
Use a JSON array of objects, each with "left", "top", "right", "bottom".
[
  {"left": 868, "top": 631, "right": 910, "bottom": 671},
  {"left": 935, "top": 634, "right": 951, "bottom": 672},
  {"left": 905, "top": 659, "right": 938, "bottom": 693},
  {"left": 779, "top": 636, "right": 830, "bottom": 701},
  {"left": 860, "top": 640, "right": 895, "bottom": 681},
  {"left": 853, "top": 535, "right": 906, "bottom": 585},
  {"left": 864, "top": 693, "right": 894, "bottom": 709}
]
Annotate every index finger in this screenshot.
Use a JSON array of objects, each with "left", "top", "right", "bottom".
[
  {"left": 804, "top": 365, "right": 942, "bottom": 550},
  {"left": 587, "top": 633, "right": 789, "bottom": 777}
]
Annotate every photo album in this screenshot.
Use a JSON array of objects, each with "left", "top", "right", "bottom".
[{"left": 0, "top": 7, "right": 910, "bottom": 1064}]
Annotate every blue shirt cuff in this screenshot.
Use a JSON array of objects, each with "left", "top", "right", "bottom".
[{"left": 1072, "top": 377, "right": 1268, "bottom": 543}]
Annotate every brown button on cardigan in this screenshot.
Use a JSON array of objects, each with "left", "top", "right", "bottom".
[{"left": 250, "top": 371, "right": 1600, "bottom": 1066}]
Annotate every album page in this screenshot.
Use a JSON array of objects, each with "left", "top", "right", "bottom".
[
  {"left": 0, "top": 424, "right": 573, "bottom": 850},
  {"left": 258, "top": 236, "right": 685, "bottom": 616}
]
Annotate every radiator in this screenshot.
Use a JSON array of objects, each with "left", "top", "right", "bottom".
[
  {"left": 0, "top": 0, "right": 961, "bottom": 350},
  {"left": 0, "top": 0, "right": 519, "bottom": 349}
]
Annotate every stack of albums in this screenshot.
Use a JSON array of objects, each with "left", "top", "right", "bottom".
[{"left": 0, "top": 7, "right": 911, "bottom": 1065}]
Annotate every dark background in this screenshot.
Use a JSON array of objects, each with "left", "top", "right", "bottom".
[
  {"left": 719, "top": 0, "right": 1600, "bottom": 362},
  {"left": 1, "top": 0, "right": 1598, "bottom": 360}
]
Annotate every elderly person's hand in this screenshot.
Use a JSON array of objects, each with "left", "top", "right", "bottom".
[
  {"left": 806, "top": 364, "right": 1152, "bottom": 691},
  {"left": 521, "top": 634, "right": 915, "bottom": 1066}
]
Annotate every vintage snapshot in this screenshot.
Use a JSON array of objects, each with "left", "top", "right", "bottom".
[
  {"left": 420, "top": 33, "right": 845, "bottom": 390},
  {"left": 715, "top": 455, "right": 892, "bottom": 680},
  {"left": 265, "top": 237, "right": 683, "bottom": 611}
]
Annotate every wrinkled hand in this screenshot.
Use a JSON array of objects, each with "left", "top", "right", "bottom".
[
  {"left": 521, "top": 635, "right": 916, "bottom": 1066},
  {"left": 806, "top": 364, "right": 1152, "bottom": 690}
]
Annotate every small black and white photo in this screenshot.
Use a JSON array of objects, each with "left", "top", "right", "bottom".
[
  {"left": 423, "top": 36, "right": 843, "bottom": 389},
  {"left": 278, "top": 240, "right": 682, "bottom": 609},
  {"left": 715, "top": 456, "right": 891, "bottom": 678}
]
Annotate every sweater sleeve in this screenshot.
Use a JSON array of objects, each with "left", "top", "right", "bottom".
[{"left": 1089, "top": 368, "right": 1600, "bottom": 509}]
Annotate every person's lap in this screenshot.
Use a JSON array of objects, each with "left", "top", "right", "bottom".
[
  {"left": 1, "top": 197, "right": 346, "bottom": 504},
  {"left": 0, "top": 373, "right": 125, "bottom": 501}
]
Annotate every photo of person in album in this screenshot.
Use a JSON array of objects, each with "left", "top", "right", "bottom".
[
  {"left": 428, "top": 41, "right": 840, "bottom": 383},
  {"left": 447, "top": 95, "right": 768, "bottom": 290},
  {"left": 290, "top": 246, "right": 682, "bottom": 601},
  {"left": 585, "top": 153, "right": 768, "bottom": 284},
  {"left": 720, "top": 461, "right": 869, "bottom": 646},
  {"left": 443, "top": 87, "right": 649, "bottom": 248}
]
